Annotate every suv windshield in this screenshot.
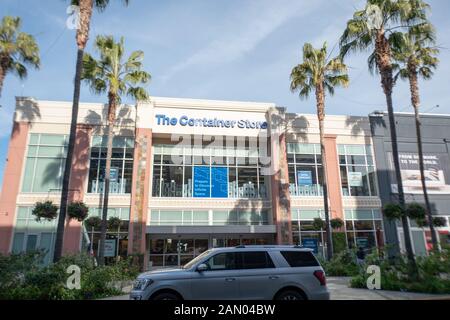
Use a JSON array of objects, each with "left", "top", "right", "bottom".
[{"left": 182, "top": 250, "right": 211, "bottom": 269}]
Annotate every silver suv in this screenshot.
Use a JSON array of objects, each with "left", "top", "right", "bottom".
[{"left": 130, "top": 246, "right": 329, "bottom": 300}]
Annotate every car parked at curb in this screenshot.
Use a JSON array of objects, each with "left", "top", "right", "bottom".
[{"left": 130, "top": 245, "right": 329, "bottom": 300}]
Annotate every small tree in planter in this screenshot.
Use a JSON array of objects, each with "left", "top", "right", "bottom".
[
  {"left": 108, "top": 217, "right": 123, "bottom": 261},
  {"left": 85, "top": 216, "right": 102, "bottom": 229},
  {"left": 432, "top": 217, "right": 446, "bottom": 228},
  {"left": 406, "top": 203, "right": 426, "bottom": 224},
  {"left": 108, "top": 217, "right": 123, "bottom": 231},
  {"left": 330, "top": 218, "right": 344, "bottom": 230},
  {"left": 383, "top": 203, "right": 405, "bottom": 221},
  {"left": 32, "top": 201, "right": 58, "bottom": 222},
  {"left": 67, "top": 201, "right": 89, "bottom": 222},
  {"left": 312, "top": 218, "right": 326, "bottom": 231}
]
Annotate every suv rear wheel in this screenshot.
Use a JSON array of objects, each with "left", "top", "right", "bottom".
[{"left": 276, "top": 289, "right": 305, "bottom": 301}]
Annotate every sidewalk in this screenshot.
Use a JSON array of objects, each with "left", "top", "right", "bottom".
[{"left": 327, "top": 277, "right": 450, "bottom": 300}]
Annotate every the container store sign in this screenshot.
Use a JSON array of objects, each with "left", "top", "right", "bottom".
[
  {"left": 389, "top": 152, "right": 450, "bottom": 194},
  {"left": 155, "top": 114, "right": 268, "bottom": 130},
  {"left": 193, "top": 166, "right": 228, "bottom": 198}
]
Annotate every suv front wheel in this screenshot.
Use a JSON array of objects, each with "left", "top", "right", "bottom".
[
  {"left": 151, "top": 292, "right": 181, "bottom": 300},
  {"left": 276, "top": 289, "right": 305, "bottom": 301}
]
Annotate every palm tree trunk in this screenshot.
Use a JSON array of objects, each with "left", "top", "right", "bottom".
[
  {"left": 98, "top": 92, "right": 117, "bottom": 266},
  {"left": 0, "top": 63, "right": 5, "bottom": 97},
  {"left": 53, "top": 0, "right": 94, "bottom": 262},
  {"left": 316, "top": 84, "right": 333, "bottom": 260},
  {"left": 54, "top": 48, "right": 84, "bottom": 262},
  {"left": 375, "top": 30, "right": 416, "bottom": 272},
  {"left": 408, "top": 65, "right": 439, "bottom": 252}
]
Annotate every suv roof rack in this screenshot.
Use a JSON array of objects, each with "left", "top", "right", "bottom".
[{"left": 234, "top": 245, "right": 306, "bottom": 249}]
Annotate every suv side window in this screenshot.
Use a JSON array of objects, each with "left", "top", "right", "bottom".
[
  {"left": 239, "top": 251, "right": 275, "bottom": 269},
  {"left": 280, "top": 251, "right": 319, "bottom": 267},
  {"left": 205, "top": 253, "right": 237, "bottom": 271}
]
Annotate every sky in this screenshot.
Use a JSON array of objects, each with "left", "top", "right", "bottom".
[{"left": 1, "top": 0, "right": 450, "bottom": 187}]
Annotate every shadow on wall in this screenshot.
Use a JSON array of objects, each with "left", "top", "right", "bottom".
[
  {"left": 345, "top": 115, "right": 384, "bottom": 144},
  {"left": 12, "top": 98, "right": 41, "bottom": 138},
  {"left": 270, "top": 108, "right": 310, "bottom": 144},
  {"left": 84, "top": 104, "right": 136, "bottom": 137}
]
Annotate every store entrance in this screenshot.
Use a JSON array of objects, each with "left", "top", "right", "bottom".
[{"left": 147, "top": 235, "right": 274, "bottom": 269}]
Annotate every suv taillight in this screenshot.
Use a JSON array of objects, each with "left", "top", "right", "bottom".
[{"left": 314, "top": 270, "right": 326, "bottom": 286}]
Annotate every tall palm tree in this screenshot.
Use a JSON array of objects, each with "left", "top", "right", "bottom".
[
  {"left": 392, "top": 23, "right": 440, "bottom": 251},
  {"left": 0, "top": 16, "right": 40, "bottom": 97},
  {"left": 82, "top": 35, "right": 150, "bottom": 265},
  {"left": 290, "top": 42, "right": 349, "bottom": 260},
  {"left": 54, "top": 0, "right": 129, "bottom": 262},
  {"left": 339, "top": 0, "right": 431, "bottom": 270}
]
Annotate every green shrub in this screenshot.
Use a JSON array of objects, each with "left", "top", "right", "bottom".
[
  {"left": 332, "top": 232, "right": 347, "bottom": 254},
  {"left": 0, "top": 252, "right": 138, "bottom": 300},
  {"left": 349, "top": 249, "right": 450, "bottom": 294},
  {"left": 321, "top": 250, "right": 360, "bottom": 276}
]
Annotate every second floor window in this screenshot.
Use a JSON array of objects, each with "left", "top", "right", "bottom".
[
  {"left": 338, "top": 145, "right": 378, "bottom": 197},
  {"left": 87, "top": 136, "right": 134, "bottom": 194},
  {"left": 287, "top": 143, "right": 323, "bottom": 197}
]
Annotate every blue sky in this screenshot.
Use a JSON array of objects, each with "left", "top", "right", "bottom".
[{"left": 1, "top": 0, "right": 450, "bottom": 187}]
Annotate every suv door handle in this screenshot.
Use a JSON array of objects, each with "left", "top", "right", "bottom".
[
  {"left": 269, "top": 276, "right": 279, "bottom": 280},
  {"left": 225, "top": 278, "right": 236, "bottom": 282}
]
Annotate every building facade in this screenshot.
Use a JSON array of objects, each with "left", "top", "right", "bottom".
[
  {"left": 3, "top": 97, "right": 446, "bottom": 268},
  {"left": 369, "top": 111, "right": 450, "bottom": 255}
]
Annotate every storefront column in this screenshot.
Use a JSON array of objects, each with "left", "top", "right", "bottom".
[
  {"left": 0, "top": 122, "right": 29, "bottom": 254},
  {"left": 62, "top": 125, "right": 93, "bottom": 254},
  {"left": 128, "top": 128, "right": 152, "bottom": 269},
  {"left": 323, "top": 134, "right": 344, "bottom": 220},
  {"left": 271, "top": 132, "right": 293, "bottom": 245}
]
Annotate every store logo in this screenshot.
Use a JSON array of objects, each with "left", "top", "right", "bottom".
[{"left": 155, "top": 114, "right": 268, "bottom": 130}]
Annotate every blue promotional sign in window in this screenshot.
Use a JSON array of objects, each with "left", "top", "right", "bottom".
[
  {"left": 297, "top": 170, "right": 313, "bottom": 186},
  {"left": 193, "top": 166, "right": 211, "bottom": 197},
  {"left": 302, "top": 238, "right": 318, "bottom": 254},
  {"left": 211, "top": 167, "right": 228, "bottom": 198}
]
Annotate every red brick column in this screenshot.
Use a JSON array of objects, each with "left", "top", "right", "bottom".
[
  {"left": 62, "top": 125, "right": 93, "bottom": 254},
  {"left": 128, "top": 128, "right": 152, "bottom": 268},
  {"left": 271, "top": 132, "right": 293, "bottom": 245},
  {"left": 323, "top": 134, "right": 344, "bottom": 220},
  {"left": 0, "top": 122, "right": 29, "bottom": 254}
]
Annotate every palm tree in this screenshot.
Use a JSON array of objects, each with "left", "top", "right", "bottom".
[
  {"left": 290, "top": 42, "right": 349, "bottom": 260},
  {"left": 82, "top": 35, "right": 150, "bottom": 265},
  {"left": 54, "top": 0, "right": 130, "bottom": 262},
  {"left": 339, "top": 0, "right": 431, "bottom": 270},
  {"left": 392, "top": 23, "right": 440, "bottom": 251},
  {"left": 0, "top": 16, "right": 40, "bottom": 97}
]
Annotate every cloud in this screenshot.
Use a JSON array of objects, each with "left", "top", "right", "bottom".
[{"left": 161, "top": 0, "right": 323, "bottom": 83}]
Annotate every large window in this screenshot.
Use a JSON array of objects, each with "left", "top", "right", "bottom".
[
  {"left": 338, "top": 145, "right": 378, "bottom": 196},
  {"left": 12, "top": 207, "right": 57, "bottom": 265},
  {"left": 345, "top": 209, "right": 384, "bottom": 250},
  {"left": 149, "top": 209, "right": 269, "bottom": 226},
  {"left": 287, "top": 143, "right": 323, "bottom": 197},
  {"left": 152, "top": 142, "right": 269, "bottom": 199},
  {"left": 22, "top": 134, "right": 67, "bottom": 193},
  {"left": 87, "top": 136, "right": 134, "bottom": 194},
  {"left": 81, "top": 207, "right": 131, "bottom": 261},
  {"left": 291, "top": 209, "right": 326, "bottom": 256}
]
